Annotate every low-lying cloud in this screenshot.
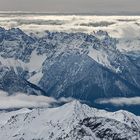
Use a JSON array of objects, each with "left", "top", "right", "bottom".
[
  {"left": 79, "top": 21, "right": 115, "bottom": 27},
  {"left": 96, "top": 97, "right": 140, "bottom": 106},
  {"left": 0, "top": 91, "right": 75, "bottom": 109}
]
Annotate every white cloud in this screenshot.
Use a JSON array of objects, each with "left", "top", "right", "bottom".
[
  {"left": 0, "top": 91, "right": 75, "bottom": 109},
  {"left": 0, "top": 15, "right": 140, "bottom": 38},
  {"left": 96, "top": 97, "right": 140, "bottom": 106},
  {"left": 0, "top": 91, "right": 8, "bottom": 97},
  {"left": 58, "top": 97, "right": 78, "bottom": 103},
  {"left": 0, "top": 91, "right": 56, "bottom": 109}
]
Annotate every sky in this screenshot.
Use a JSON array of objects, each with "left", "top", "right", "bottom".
[{"left": 0, "top": 0, "right": 140, "bottom": 14}]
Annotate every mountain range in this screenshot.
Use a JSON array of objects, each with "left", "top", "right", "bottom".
[{"left": 0, "top": 27, "right": 140, "bottom": 114}]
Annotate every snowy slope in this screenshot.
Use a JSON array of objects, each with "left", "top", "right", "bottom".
[
  {"left": 0, "top": 101, "right": 140, "bottom": 140},
  {"left": 0, "top": 108, "right": 31, "bottom": 126}
]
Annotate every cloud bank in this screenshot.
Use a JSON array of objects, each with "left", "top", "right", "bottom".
[
  {"left": 0, "top": 14, "right": 140, "bottom": 39},
  {"left": 96, "top": 97, "right": 140, "bottom": 106},
  {"left": 0, "top": 91, "right": 75, "bottom": 109}
]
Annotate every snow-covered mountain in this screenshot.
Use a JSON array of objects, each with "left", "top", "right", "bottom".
[
  {"left": 0, "top": 27, "right": 140, "bottom": 114},
  {"left": 0, "top": 101, "right": 140, "bottom": 140}
]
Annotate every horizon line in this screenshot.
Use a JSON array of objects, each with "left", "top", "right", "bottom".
[{"left": 0, "top": 11, "right": 140, "bottom": 16}]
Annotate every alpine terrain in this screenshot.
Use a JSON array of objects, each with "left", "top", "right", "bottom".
[
  {"left": 0, "top": 26, "right": 140, "bottom": 139},
  {"left": 0, "top": 101, "right": 140, "bottom": 140},
  {"left": 0, "top": 27, "right": 140, "bottom": 112}
]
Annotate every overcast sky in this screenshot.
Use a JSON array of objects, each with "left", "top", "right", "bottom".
[{"left": 0, "top": 0, "right": 140, "bottom": 14}]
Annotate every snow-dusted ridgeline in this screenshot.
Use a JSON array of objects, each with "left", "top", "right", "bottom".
[{"left": 0, "top": 101, "right": 140, "bottom": 140}]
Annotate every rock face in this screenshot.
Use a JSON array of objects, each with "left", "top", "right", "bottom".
[
  {"left": 0, "top": 66, "right": 46, "bottom": 95},
  {"left": 0, "top": 101, "right": 140, "bottom": 140},
  {"left": 0, "top": 27, "right": 140, "bottom": 110}
]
